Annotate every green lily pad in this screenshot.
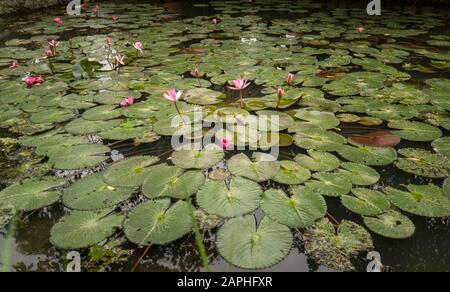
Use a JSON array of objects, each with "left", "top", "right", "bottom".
[
  {"left": 338, "top": 163, "right": 380, "bottom": 186},
  {"left": 395, "top": 148, "right": 450, "bottom": 178},
  {"left": 305, "top": 172, "right": 352, "bottom": 197},
  {"left": 197, "top": 177, "right": 262, "bottom": 218},
  {"left": 63, "top": 174, "right": 136, "bottom": 211},
  {"left": 171, "top": 148, "right": 224, "bottom": 170},
  {"left": 228, "top": 153, "right": 280, "bottom": 182},
  {"left": 388, "top": 120, "right": 442, "bottom": 142},
  {"left": 217, "top": 215, "right": 293, "bottom": 269},
  {"left": 261, "top": 187, "right": 327, "bottom": 228},
  {"left": 341, "top": 188, "right": 391, "bottom": 216},
  {"left": 293, "top": 129, "right": 347, "bottom": 152},
  {"left": 184, "top": 88, "right": 226, "bottom": 105},
  {"left": 124, "top": 199, "right": 192, "bottom": 245},
  {"left": 103, "top": 156, "right": 160, "bottom": 187},
  {"left": 30, "top": 108, "right": 75, "bottom": 124},
  {"left": 363, "top": 210, "right": 415, "bottom": 239},
  {"left": 272, "top": 161, "right": 311, "bottom": 185},
  {"left": 432, "top": 137, "right": 450, "bottom": 159},
  {"left": 384, "top": 184, "right": 450, "bottom": 218},
  {"left": 295, "top": 110, "right": 340, "bottom": 130},
  {"left": 304, "top": 218, "right": 373, "bottom": 271},
  {"left": 65, "top": 118, "right": 122, "bottom": 135},
  {"left": 82, "top": 105, "right": 123, "bottom": 121},
  {"left": 50, "top": 210, "right": 124, "bottom": 250},
  {"left": 255, "top": 110, "right": 295, "bottom": 132},
  {"left": 49, "top": 144, "right": 110, "bottom": 170},
  {"left": 142, "top": 164, "right": 205, "bottom": 199},
  {"left": 0, "top": 177, "right": 65, "bottom": 212},
  {"left": 337, "top": 142, "right": 397, "bottom": 166},
  {"left": 294, "top": 150, "right": 341, "bottom": 172}
]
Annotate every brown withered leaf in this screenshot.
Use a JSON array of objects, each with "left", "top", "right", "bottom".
[{"left": 349, "top": 130, "right": 401, "bottom": 148}]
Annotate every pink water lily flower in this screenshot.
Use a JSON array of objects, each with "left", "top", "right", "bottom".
[
  {"left": 9, "top": 60, "right": 19, "bottom": 69},
  {"left": 211, "top": 17, "right": 219, "bottom": 25},
  {"left": 220, "top": 138, "right": 232, "bottom": 150},
  {"left": 120, "top": 96, "right": 135, "bottom": 108},
  {"left": 164, "top": 89, "right": 184, "bottom": 102},
  {"left": 356, "top": 26, "right": 365, "bottom": 34},
  {"left": 24, "top": 76, "right": 45, "bottom": 87},
  {"left": 112, "top": 16, "right": 120, "bottom": 22},
  {"left": 286, "top": 73, "right": 295, "bottom": 86},
  {"left": 48, "top": 39, "right": 59, "bottom": 48},
  {"left": 115, "top": 54, "right": 125, "bottom": 66},
  {"left": 46, "top": 50, "right": 55, "bottom": 58},
  {"left": 53, "top": 17, "right": 64, "bottom": 24},
  {"left": 134, "top": 42, "right": 144, "bottom": 54},
  {"left": 229, "top": 78, "right": 250, "bottom": 91}
]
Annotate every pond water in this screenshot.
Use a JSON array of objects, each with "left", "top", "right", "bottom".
[{"left": 0, "top": 0, "right": 449, "bottom": 272}]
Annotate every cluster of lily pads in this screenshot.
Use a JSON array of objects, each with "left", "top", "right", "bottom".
[{"left": 0, "top": 1, "right": 449, "bottom": 271}]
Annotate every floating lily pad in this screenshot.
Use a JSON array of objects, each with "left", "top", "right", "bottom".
[
  {"left": 50, "top": 210, "right": 124, "bottom": 250},
  {"left": 388, "top": 120, "right": 442, "bottom": 142},
  {"left": 338, "top": 163, "right": 380, "bottom": 186},
  {"left": 293, "top": 129, "right": 347, "bottom": 152},
  {"left": 197, "top": 177, "right": 262, "bottom": 218},
  {"left": 0, "top": 177, "right": 65, "bottom": 212},
  {"left": 124, "top": 199, "right": 192, "bottom": 245},
  {"left": 82, "top": 105, "right": 123, "bottom": 121},
  {"left": 103, "top": 156, "right": 160, "bottom": 187},
  {"left": 142, "top": 164, "right": 205, "bottom": 199},
  {"left": 184, "top": 88, "right": 225, "bottom": 105},
  {"left": 295, "top": 110, "right": 340, "bottom": 130},
  {"left": 65, "top": 118, "right": 121, "bottom": 135},
  {"left": 171, "top": 149, "right": 224, "bottom": 170},
  {"left": 384, "top": 184, "right": 450, "bottom": 218},
  {"left": 432, "top": 137, "right": 450, "bottom": 159},
  {"left": 305, "top": 173, "right": 352, "bottom": 197},
  {"left": 337, "top": 142, "right": 397, "bottom": 166},
  {"left": 255, "top": 110, "right": 295, "bottom": 132},
  {"left": 341, "top": 188, "right": 391, "bottom": 216},
  {"left": 294, "top": 150, "right": 340, "bottom": 172},
  {"left": 63, "top": 174, "right": 136, "bottom": 211},
  {"left": 217, "top": 215, "right": 293, "bottom": 269},
  {"left": 228, "top": 153, "right": 280, "bottom": 182},
  {"left": 363, "top": 210, "right": 415, "bottom": 239},
  {"left": 304, "top": 218, "right": 373, "bottom": 271},
  {"left": 395, "top": 148, "right": 450, "bottom": 178},
  {"left": 49, "top": 144, "right": 110, "bottom": 170},
  {"left": 272, "top": 161, "right": 311, "bottom": 185},
  {"left": 261, "top": 187, "right": 327, "bottom": 228},
  {"left": 30, "top": 108, "right": 75, "bottom": 124}
]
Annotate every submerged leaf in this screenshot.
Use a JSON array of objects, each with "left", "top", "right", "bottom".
[{"left": 349, "top": 130, "right": 401, "bottom": 148}]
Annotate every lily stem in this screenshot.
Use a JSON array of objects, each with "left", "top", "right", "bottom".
[
  {"left": 174, "top": 102, "right": 188, "bottom": 125},
  {"left": 186, "top": 196, "right": 210, "bottom": 272},
  {"left": 239, "top": 89, "right": 244, "bottom": 108}
]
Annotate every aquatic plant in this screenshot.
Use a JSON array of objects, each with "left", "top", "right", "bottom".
[{"left": 229, "top": 78, "right": 251, "bottom": 108}]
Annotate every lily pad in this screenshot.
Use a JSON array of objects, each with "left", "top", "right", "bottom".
[
  {"left": 63, "top": 174, "right": 136, "bottom": 211},
  {"left": 171, "top": 149, "right": 224, "bottom": 170},
  {"left": 124, "top": 199, "right": 192, "bottom": 245},
  {"left": 50, "top": 210, "right": 124, "bottom": 250},
  {"left": 103, "top": 156, "right": 160, "bottom": 187},
  {"left": 228, "top": 153, "right": 280, "bottom": 182},
  {"left": 341, "top": 188, "right": 391, "bottom": 216},
  {"left": 295, "top": 110, "right": 340, "bottom": 130},
  {"left": 0, "top": 177, "right": 65, "bottom": 212},
  {"left": 337, "top": 142, "right": 397, "bottom": 166},
  {"left": 142, "top": 164, "right": 205, "bottom": 199},
  {"left": 432, "top": 137, "right": 450, "bottom": 159},
  {"left": 294, "top": 150, "right": 341, "bottom": 172},
  {"left": 30, "top": 108, "right": 75, "bottom": 124},
  {"left": 338, "top": 163, "right": 380, "bottom": 186},
  {"left": 261, "top": 187, "right": 327, "bottom": 228},
  {"left": 363, "top": 210, "right": 415, "bottom": 239},
  {"left": 388, "top": 120, "right": 442, "bottom": 142},
  {"left": 49, "top": 144, "right": 110, "bottom": 170},
  {"left": 184, "top": 88, "right": 225, "bottom": 105},
  {"left": 384, "top": 184, "right": 450, "bottom": 218},
  {"left": 197, "top": 177, "right": 262, "bottom": 218},
  {"left": 217, "top": 215, "right": 293, "bottom": 269},
  {"left": 82, "top": 105, "right": 123, "bottom": 121},
  {"left": 395, "top": 148, "right": 450, "bottom": 178},
  {"left": 293, "top": 129, "right": 347, "bottom": 152},
  {"left": 272, "top": 161, "right": 311, "bottom": 185},
  {"left": 305, "top": 172, "right": 352, "bottom": 197},
  {"left": 304, "top": 218, "right": 373, "bottom": 271}
]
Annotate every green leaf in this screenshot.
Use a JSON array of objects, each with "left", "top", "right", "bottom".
[
  {"left": 443, "top": 178, "right": 450, "bottom": 198},
  {"left": 184, "top": 88, "right": 225, "bottom": 105},
  {"left": 384, "top": 184, "right": 450, "bottom": 218},
  {"left": 142, "top": 164, "right": 205, "bottom": 199},
  {"left": 50, "top": 210, "right": 124, "bottom": 250},
  {"left": 364, "top": 210, "right": 415, "bottom": 239},
  {"left": 217, "top": 215, "right": 293, "bottom": 269},
  {"left": 293, "top": 129, "right": 346, "bottom": 152},
  {"left": 388, "top": 120, "right": 442, "bottom": 142},
  {"left": 337, "top": 142, "right": 397, "bottom": 166},
  {"left": 272, "top": 161, "right": 311, "bottom": 185},
  {"left": 228, "top": 153, "right": 280, "bottom": 182},
  {"left": 395, "top": 148, "right": 450, "bottom": 178},
  {"left": 124, "top": 199, "right": 192, "bottom": 245},
  {"left": 63, "top": 174, "right": 136, "bottom": 211},
  {"left": 0, "top": 177, "right": 65, "bottom": 211},
  {"left": 341, "top": 188, "right": 391, "bottom": 216},
  {"left": 295, "top": 110, "right": 340, "bottom": 130},
  {"left": 338, "top": 163, "right": 380, "bottom": 186},
  {"left": 294, "top": 150, "right": 340, "bottom": 172},
  {"left": 305, "top": 173, "right": 352, "bottom": 197},
  {"left": 103, "top": 156, "right": 160, "bottom": 187},
  {"left": 197, "top": 177, "right": 262, "bottom": 218},
  {"left": 432, "top": 137, "right": 450, "bottom": 159},
  {"left": 171, "top": 149, "right": 224, "bottom": 170},
  {"left": 261, "top": 187, "right": 326, "bottom": 228},
  {"left": 73, "top": 59, "right": 94, "bottom": 79},
  {"left": 49, "top": 144, "right": 110, "bottom": 170}
]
